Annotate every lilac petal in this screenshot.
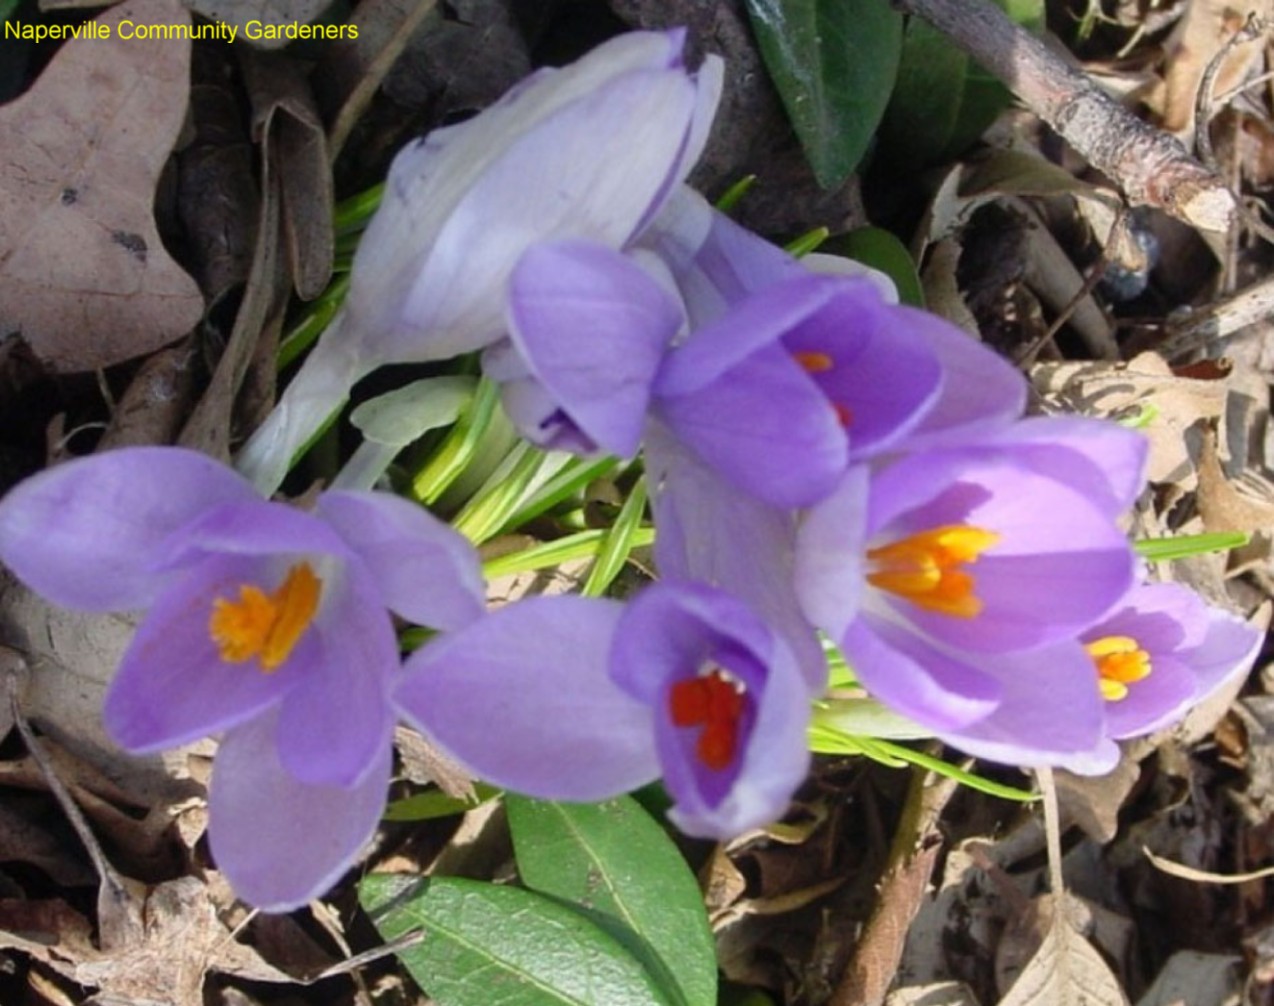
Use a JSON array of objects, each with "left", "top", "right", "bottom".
[
  {"left": 209, "top": 714, "right": 391, "bottom": 912},
  {"left": 103, "top": 555, "right": 301, "bottom": 752},
  {"left": 395, "top": 597, "right": 660, "bottom": 800},
  {"left": 794, "top": 467, "right": 871, "bottom": 641},
  {"left": 0, "top": 447, "right": 258, "bottom": 611},
  {"left": 654, "top": 273, "right": 844, "bottom": 395},
  {"left": 1102, "top": 653, "right": 1197, "bottom": 740},
  {"left": 936, "top": 643, "right": 1111, "bottom": 768},
  {"left": 315, "top": 490, "right": 484, "bottom": 632},
  {"left": 780, "top": 283, "right": 942, "bottom": 459},
  {"left": 275, "top": 561, "right": 398, "bottom": 788},
  {"left": 158, "top": 499, "right": 354, "bottom": 571},
  {"left": 1185, "top": 605, "right": 1263, "bottom": 697},
  {"left": 891, "top": 312, "right": 1026, "bottom": 448},
  {"left": 655, "top": 344, "right": 847, "bottom": 508},
  {"left": 642, "top": 187, "right": 803, "bottom": 327},
  {"left": 391, "top": 70, "right": 701, "bottom": 359},
  {"left": 645, "top": 421, "right": 827, "bottom": 691},
  {"left": 1088, "top": 582, "right": 1208, "bottom": 652},
  {"left": 348, "top": 29, "right": 703, "bottom": 352},
  {"left": 843, "top": 617, "right": 1002, "bottom": 731},
  {"left": 977, "top": 416, "right": 1149, "bottom": 515},
  {"left": 503, "top": 241, "right": 683, "bottom": 457}
]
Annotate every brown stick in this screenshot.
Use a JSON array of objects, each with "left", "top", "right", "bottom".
[
  {"left": 893, "top": 0, "right": 1238, "bottom": 233},
  {"left": 829, "top": 760, "right": 960, "bottom": 1006}
]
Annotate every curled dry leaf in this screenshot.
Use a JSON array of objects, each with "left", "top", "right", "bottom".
[{"left": 0, "top": 0, "right": 203, "bottom": 372}]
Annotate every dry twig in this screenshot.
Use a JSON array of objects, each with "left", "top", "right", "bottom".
[{"left": 894, "top": 0, "right": 1238, "bottom": 232}]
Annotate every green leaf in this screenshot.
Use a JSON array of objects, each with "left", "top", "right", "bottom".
[
  {"left": 507, "top": 795, "right": 717, "bottom": 1006},
  {"left": 744, "top": 0, "right": 903, "bottom": 187},
  {"left": 361, "top": 874, "right": 675, "bottom": 1006},
  {"left": 879, "top": 0, "right": 1043, "bottom": 166},
  {"left": 582, "top": 478, "right": 648, "bottom": 598}
]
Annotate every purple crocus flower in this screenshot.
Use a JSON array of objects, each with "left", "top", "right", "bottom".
[
  {"left": 393, "top": 580, "right": 810, "bottom": 838},
  {"left": 0, "top": 448, "right": 484, "bottom": 910},
  {"left": 793, "top": 419, "right": 1147, "bottom": 759},
  {"left": 238, "top": 29, "right": 723, "bottom": 494},
  {"left": 1061, "top": 581, "right": 1263, "bottom": 771}
]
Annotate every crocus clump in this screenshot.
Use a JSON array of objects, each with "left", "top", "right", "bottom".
[
  {"left": 0, "top": 447, "right": 484, "bottom": 910},
  {"left": 237, "top": 28, "right": 724, "bottom": 496}
]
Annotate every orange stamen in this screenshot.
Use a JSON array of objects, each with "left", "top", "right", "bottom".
[
  {"left": 1085, "top": 635, "right": 1151, "bottom": 703},
  {"left": 793, "top": 350, "right": 834, "bottom": 374},
  {"left": 668, "top": 669, "right": 747, "bottom": 771},
  {"left": 209, "top": 562, "right": 322, "bottom": 671},
  {"left": 867, "top": 525, "right": 999, "bottom": 618}
]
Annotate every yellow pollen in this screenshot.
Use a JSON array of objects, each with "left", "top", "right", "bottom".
[
  {"left": 793, "top": 350, "right": 835, "bottom": 374},
  {"left": 209, "top": 562, "right": 322, "bottom": 671},
  {"left": 867, "top": 525, "right": 1000, "bottom": 618},
  {"left": 1085, "top": 635, "right": 1151, "bottom": 703}
]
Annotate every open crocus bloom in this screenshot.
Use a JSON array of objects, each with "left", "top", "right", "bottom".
[
  {"left": 0, "top": 448, "right": 484, "bottom": 910},
  {"left": 237, "top": 28, "right": 724, "bottom": 495},
  {"left": 394, "top": 581, "right": 810, "bottom": 839},
  {"left": 1066, "top": 581, "right": 1262, "bottom": 768},
  {"left": 795, "top": 420, "right": 1146, "bottom": 756}
]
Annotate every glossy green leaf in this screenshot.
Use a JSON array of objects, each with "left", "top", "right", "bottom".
[
  {"left": 744, "top": 0, "right": 903, "bottom": 187},
  {"left": 879, "top": 0, "right": 1043, "bottom": 166},
  {"left": 361, "top": 874, "right": 675, "bottom": 1006},
  {"left": 507, "top": 795, "right": 717, "bottom": 1006}
]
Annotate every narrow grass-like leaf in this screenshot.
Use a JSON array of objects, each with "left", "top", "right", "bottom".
[
  {"left": 507, "top": 795, "right": 717, "bottom": 1006},
  {"left": 808, "top": 727, "right": 1037, "bottom": 801},
  {"left": 1134, "top": 531, "right": 1251, "bottom": 561},
  {"left": 500, "top": 456, "right": 621, "bottom": 533},
  {"left": 411, "top": 377, "right": 500, "bottom": 505},
  {"left": 745, "top": 0, "right": 902, "bottom": 187},
  {"left": 361, "top": 875, "right": 675, "bottom": 1006},
  {"left": 483, "top": 527, "right": 657, "bottom": 580},
  {"left": 582, "top": 478, "right": 648, "bottom": 597},
  {"left": 451, "top": 442, "right": 549, "bottom": 544},
  {"left": 334, "top": 181, "right": 384, "bottom": 235},
  {"left": 277, "top": 275, "right": 350, "bottom": 369}
]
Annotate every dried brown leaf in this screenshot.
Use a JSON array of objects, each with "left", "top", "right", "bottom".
[
  {"left": 0, "top": 571, "right": 205, "bottom": 806},
  {"left": 995, "top": 896, "right": 1129, "bottom": 1006},
  {"left": 0, "top": 0, "right": 203, "bottom": 372}
]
